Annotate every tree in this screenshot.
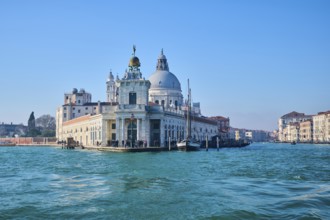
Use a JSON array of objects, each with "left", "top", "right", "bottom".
[
  {"left": 35, "top": 114, "right": 56, "bottom": 137},
  {"left": 41, "top": 129, "right": 55, "bottom": 137},
  {"left": 28, "top": 112, "right": 36, "bottom": 131},
  {"left": 27, "top": 129, "right": 41, "bottom": 137},
  {"left": 35, "top": 114, "right": 56, "bottom": 130},
  {"left": 26, "top": 112, "right": 40, "bottom": 137}
]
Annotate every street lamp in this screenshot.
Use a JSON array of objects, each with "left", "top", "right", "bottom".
[{"left": 130, "top": 113, "right": 134, "bottom": 147}]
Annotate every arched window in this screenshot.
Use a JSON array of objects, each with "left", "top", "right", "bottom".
[
  {"left": 155, "top": 100, "right": 159, "bottom": 105},
  {"left": 129, "top": 92, "right": 136, "bottom": 104},
  {"left": 161, "top": 100, "right": 165, "bottom": 106}
]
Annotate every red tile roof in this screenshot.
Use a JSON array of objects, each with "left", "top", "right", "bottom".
[{"left": 63, "top": 115, "right": 91, "bottom": 126}]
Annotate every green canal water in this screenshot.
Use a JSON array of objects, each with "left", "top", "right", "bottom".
[{"left": 0, "top": 143, "right": 329, "bottom": 219}]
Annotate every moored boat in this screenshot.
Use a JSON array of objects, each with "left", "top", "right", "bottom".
[
  {"left": 205, "top": 137, "right": 250, "bottom": 148},
  {"left": 177, "top": 79, "right": 201, "bottom": 151},
  {"left": 177, "top": 138, "right": 200, "bottom": 151}
]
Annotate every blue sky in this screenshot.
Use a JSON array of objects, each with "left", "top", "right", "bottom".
[{"left": 0, "top": 0, "right": 329, "bottom": 131}]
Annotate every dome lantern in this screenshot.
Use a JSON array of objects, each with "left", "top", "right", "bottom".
[{"left": 156, "top": 49, "right": 169, "bottom": 71}]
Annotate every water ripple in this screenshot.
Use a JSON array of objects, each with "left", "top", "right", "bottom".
[{"left": 0, "top": 144, "right": 330, "bottom": 219}]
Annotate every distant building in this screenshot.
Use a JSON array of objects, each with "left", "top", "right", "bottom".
[
  {"left": 278, "top": 111, "right": 312, "bottom": 142},
  {"left": 245, "top": 131, "right": 253, "bottom": 141},
  {"left": 277, "top": 110, "right": 330, "bottom": 143},
  {"left": 299, "top": 120, "right": 313, "bottom": 143},
  {"left": 228, "top": 127, "right": 235, "bottom": 139},
  {"left": 209, "top": 116, "right": 230, "bottom": 140},
  {"left": 192, "top": 103, "right": 201, "bottom": 116},
  {"left": 243, "top": 130, "right": 271, "bottom": 142},
  {"left": 313, "top": 111, "right": 330, "bottom": 143},
  {"left": 270, "top": 130, "right": 279, "bottom": 141},
  {"left": 0, "top": 122, "right": 27, "bottom": 137},
  {"left": 281, "top": 126, "right": 289, "bottom": 142},
  {"left": 235, "top": 130, "right": 240, "bottom": 141},
  {"left": 287, "top": 122, "right": 300, "bottom": 142}
]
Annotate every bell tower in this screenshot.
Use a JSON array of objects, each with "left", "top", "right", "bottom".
[{"left": 106, "top": 70, "right": 117, "bottom": 102}]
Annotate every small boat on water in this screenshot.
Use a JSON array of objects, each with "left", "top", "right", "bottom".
[
  {"left": 177, "top": 79, "right": 201, "bottom": 151},
  {"left": 0, "top": 142, "right": 16, "bottom": 146},
  {"left": 291, "top": 141, "right": 296, "bottom": 145},
  {"left": 177, "top": 138, "right": 201, "bottom": 151},
  {"left": 205, "top": 137, "right": 250, "bottom": 148}
]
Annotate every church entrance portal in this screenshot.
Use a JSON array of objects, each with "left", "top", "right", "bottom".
[
  {"left": 127, "top": 121, "right": 137, "bottom": 147},
  {"left": 150, "top": 119, "right": 160, "bottom": 147}
]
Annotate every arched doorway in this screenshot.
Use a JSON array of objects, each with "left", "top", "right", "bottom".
[{"left": 127, "top": 121, "right": 137, "bottom": 147}]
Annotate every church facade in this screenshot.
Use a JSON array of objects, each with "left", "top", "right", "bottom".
[{"left": 56, "top": 48, "right": 217, "bottom": 147}]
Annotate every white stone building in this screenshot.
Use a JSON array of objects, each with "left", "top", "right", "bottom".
[
  {"left": 278, "top": 111, "right": 312, "bottom": 142},
  {"left": 313, "top": 111, "right": 330, "bottom": 143},
  {"left": 245, "top": 131, "right": 253, "bottom": 141},
  {"left": 56, "top": 48, "right": 217, "bottom": 147},
  {"left": 287, "top": 122, "right": 300, "bottom": 142},
  {"left": 299, "top": 120, "right": 313, "bottom": 143}
]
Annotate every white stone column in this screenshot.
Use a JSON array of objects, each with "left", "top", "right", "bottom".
[
  {"left": 116, "top": 117, "right": 120, "bottom": 143},
  {"left": 101, "top": 119, "right": 107, "bottom": 147},
  {"left": 141, "top": 117, "right": 146, "bottom": 142},
  {"left": 144, "top": 118, "right": 150, "bottom": 147},
  {"left": 137, "top": 118, "right": 140, "bottom": 141},
  {"left": 160, "top": 119, "right": 164, "bottom": 147},
  {"left": 121, "top": 118, "right": 125, "bottom": 147}
]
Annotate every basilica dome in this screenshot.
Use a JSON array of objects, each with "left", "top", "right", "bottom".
[
  {"left": 149, "top": 70, "right": 181, "bottom": 91},
  {"left": 148, "top": 49, "right": 181, "bottom": 91},
  {"left": 148, "top": 49, "right": 183, "bottom": 107}
]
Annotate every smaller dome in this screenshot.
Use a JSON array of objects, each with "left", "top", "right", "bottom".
[
  {"left": 129, "top": 56, "right": 141, "bottom": 67},
  {"left": 72, "top": 88, "right": 78, "bottom": 94}
]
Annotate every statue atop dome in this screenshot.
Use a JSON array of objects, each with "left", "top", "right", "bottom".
[
  {"left": 122, "top": 45, "right": 143, "bottom": 80},
  {"left": 129, "top": 45, "right": 141, "bottom": 68}
]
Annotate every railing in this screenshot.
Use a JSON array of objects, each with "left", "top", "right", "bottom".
[
  {"left": 0, "top": 137, "right": 57, "bottom": 145},
  {"left": 119, "top": 104, "right": 145, "bottom": 110}
]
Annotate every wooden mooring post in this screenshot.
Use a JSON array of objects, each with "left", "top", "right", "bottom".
[{"left": 206, "top": 136, "right": 208, "bottom": 151}]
